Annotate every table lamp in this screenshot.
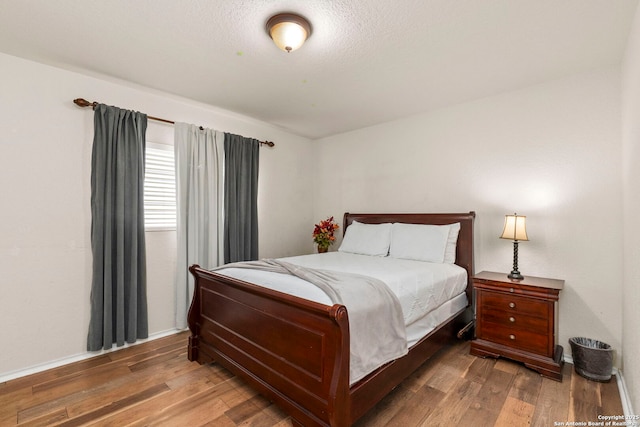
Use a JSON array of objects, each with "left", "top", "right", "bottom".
[{"left": 500, "top": 213, "right": 528, "bottom": 280}]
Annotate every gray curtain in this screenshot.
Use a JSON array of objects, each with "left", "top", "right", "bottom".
[
  {"left": 224, "top": 133, "right": 260, "bottom": 263},
  {"left": 88, "top": 104, "right": 148, "bottom": 351},
  {"left": 174, "top": 123, "right": 225, "bottom": 329}
]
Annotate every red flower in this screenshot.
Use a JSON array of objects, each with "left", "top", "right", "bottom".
[{"left": 313, "top": 216, "right": 339, "bottom": 249}]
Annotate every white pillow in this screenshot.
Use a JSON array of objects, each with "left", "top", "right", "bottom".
[
  {"left": 389, "top": 223, "right": 449, "bottom": 263},
  {"left": 338, "top": 221, "right": 392, "bottom": 256},
  {"left": 443, "top": 222, "right": 461, "bottom": 264}
]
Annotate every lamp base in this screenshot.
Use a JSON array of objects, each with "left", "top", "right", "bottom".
[
  {"left": 508, "top": 271, "right": 524, "bottom": 280},
  {"left": 507, "top": 240, "right": 524, "bottom": 280}
]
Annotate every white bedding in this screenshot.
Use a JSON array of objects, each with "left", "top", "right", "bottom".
[{"left": 218, "top": 252, "right": 468, "bottom": 327}]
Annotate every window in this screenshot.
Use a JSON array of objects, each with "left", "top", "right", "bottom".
[{"left": 144, "top": 142, "right": 176, "bottom": 231}]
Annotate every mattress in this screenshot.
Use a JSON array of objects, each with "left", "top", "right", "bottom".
[{"left": 217, "top": 252, "right": 467, "bottom": 333}]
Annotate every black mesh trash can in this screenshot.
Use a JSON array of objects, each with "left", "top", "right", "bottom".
[{"left": 569, "top": 337, "right": 613, "bottom": 382}]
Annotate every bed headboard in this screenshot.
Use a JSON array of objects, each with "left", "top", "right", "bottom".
[{"left": 343, "top": 212, "right": 476, "bottom": 293}]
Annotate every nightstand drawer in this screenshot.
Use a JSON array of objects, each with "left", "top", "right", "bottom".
[
  {"left": 479, "top": 321, "right": 551, "bottom": 356},
  {"left": 480, "top": 291, "right": 549, "bottom": 318},
  {"left": 480, "top": 307, "right": 548, "bottom": 334}
]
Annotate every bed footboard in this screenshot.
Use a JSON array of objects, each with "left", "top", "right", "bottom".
[{"left": 187, "top": 265, "right": 351, "bottom": 427}]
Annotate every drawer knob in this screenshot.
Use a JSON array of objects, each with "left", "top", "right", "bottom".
[
  {"left": 509, "top": 287, "right": 514, "bottom": 293},
  {"left": 509, "top": 316, "right": 515, "bottom": 323},
  {"left": 509, "top": 302, "right": 516, "bottom": 309},
  {"left": 509, "top": 334, "right": 516, "bottom": 340}
]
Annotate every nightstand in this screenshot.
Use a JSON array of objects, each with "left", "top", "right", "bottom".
[{"left": 470, "top": 271, "right": 564, "bottom": 381}]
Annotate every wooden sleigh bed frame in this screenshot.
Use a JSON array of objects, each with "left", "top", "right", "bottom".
[{"left": 187, "top": 212, "right": 475, "bottom": 427}]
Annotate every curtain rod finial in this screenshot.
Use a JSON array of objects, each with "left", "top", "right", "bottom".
[{"left": 73, "top": 98, "right": 97, "bottom": 109}]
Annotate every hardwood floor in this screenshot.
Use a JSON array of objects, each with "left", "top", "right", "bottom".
[{"left": 0, "top": 331, "right": 623, "bottom": 426}]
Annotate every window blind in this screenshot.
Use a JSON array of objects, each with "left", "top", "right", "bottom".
[{"left": 144, "top": 142, "right": 176, "bottom": 231}]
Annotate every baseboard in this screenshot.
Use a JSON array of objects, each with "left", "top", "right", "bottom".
[
  {"left": 0, "top": 328, "right": 185, "bottom": 384},
  {"left": 616, "top": 369, "right": 636, "bottom": 418},
  {"left": 564, "top": 354, "right": 634, "bottom": 417},
  {"left": 564, "top": 354, "right": 574, "bottom": 365}
]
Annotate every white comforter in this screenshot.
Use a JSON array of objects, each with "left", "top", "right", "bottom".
[{"left": 218, "top": 252, "right": 467, "bottom": 326}]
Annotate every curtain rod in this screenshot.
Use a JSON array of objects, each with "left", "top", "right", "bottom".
[{"left": 73, "top": 98, "right": 275, "bottom": 147}]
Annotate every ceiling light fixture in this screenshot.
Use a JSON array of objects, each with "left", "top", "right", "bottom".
[{"left": 266, "top": 13, "right": 311, "bottom": 53}]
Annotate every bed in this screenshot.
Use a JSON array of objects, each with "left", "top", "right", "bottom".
[{"left": 187, "top": 212, "right": 475, "bottom": 427}]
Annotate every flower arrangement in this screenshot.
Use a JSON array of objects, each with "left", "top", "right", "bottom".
[{"left": 313, "top": 216, "right": 339, "bottom": 252}]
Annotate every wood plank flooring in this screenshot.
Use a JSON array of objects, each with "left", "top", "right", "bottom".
[{"left": 0, "top": 331, "right": 623, "bottom": 426}]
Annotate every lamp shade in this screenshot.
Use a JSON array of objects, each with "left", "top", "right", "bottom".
[
  {"left": 500, "top": 214, "right": 528, "bottom": 241},
  {"left": 267, "top": 13, "right": 311, "bottom": 53}
]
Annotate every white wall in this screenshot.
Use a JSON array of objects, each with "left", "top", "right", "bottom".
[
  {"left": 622, "top": 3, "right": 640, "bottom": 415},
  {"left": 312, "top": 67, "right": 623, "bottom": 367},
  {"left": 0, "top": 52, "right": 313, "bottom": 378}
]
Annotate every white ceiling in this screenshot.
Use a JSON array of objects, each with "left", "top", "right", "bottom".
[{"left": 0, "top": 0, "right": 637, "bottom": 139}]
